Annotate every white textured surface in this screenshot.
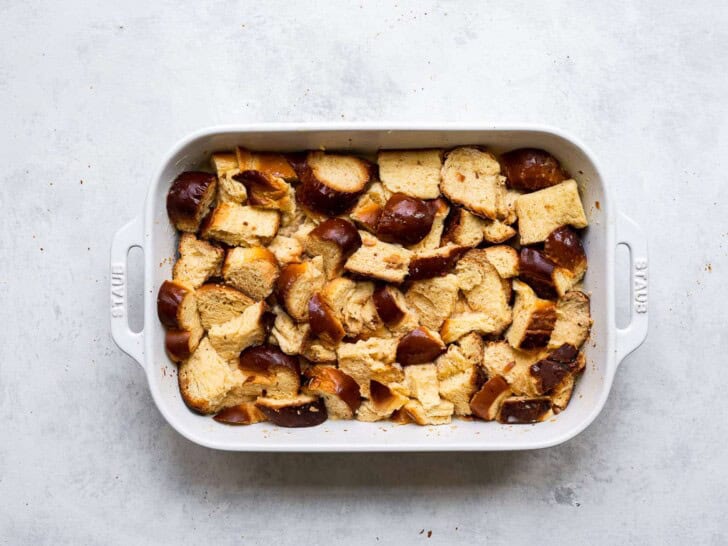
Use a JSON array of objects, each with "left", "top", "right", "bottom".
[{"left": 1, "top": 1, "right": 726, "bottom": 544}]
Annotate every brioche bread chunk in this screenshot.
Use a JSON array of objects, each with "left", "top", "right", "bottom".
[
  {"left": 235, "top": 147, "right": 297, "bottom": 182},
  {"left": 202, "top": 202, "right": 280, "bottom": 247},
  {"left": 439, "top": 367, "right": 481, "bottom": 416},
  {"left": 482, "top": 219, "right": 517, "bottom": 243},
  {"left": 320, "top": 277, "right": 382, "bottom": 339},
  {"left": 216, "top": 171, "right": 248, "bottom": 205},
  {"left": 501, "top": 148, "right": 568, "bottom": 192},
  {"left": 408, "top": 244, "right": 468, "bottom": 280},
  {"left": 356, "top": 380, "right": 409, "bottom": 421},
  {"left": 516, "top": 179, "right": 588, "bottom": 245},
  {"left": 404, "top": 364, "right": 441, "bottom": 409},
  {"left": 549, "top": 291, "right": 592, "bottom": 350},
  {"left": 405, "top": 198, "right": 450, "bottom": 253},
  {"left": 372, "top": 284, "right": 420, "bottom": 335},
  {"left": 529, "top": 344, "right": 579, "bottom": 395},
  {"left": 223, "top": 246, "right": 280, "bottom": 301},
  {"left": 238, "top": 345, "right": 301, "bottom": 400},
  {"left": 397, "top": 326, "right": 446, "bottom": 366},
  {"left": 195, "top": 284, "right": 254, "bottom": 330},
  {"left": 301, "top": 339, "right": 338, "bottom": 363},
  {"left": 296, "top": 151, "right": 373, "bottom": 216},
  {"left": 172, "top": 233, "right": 224, "bottom": 289},
  {"left": 442, "top": 207, "right": 486, "bottom": 247},
  {"left": 337, "top": 338, "right": 403, "bottom": 397},
  {"left": 305, "top": 218, "right": 362, "bottom": 278},
  {"left": 210, "top": 152, "right": 239, "bottom": 177},
  {"left": 441, "top": 312, "right": 504, "bottom": 344},
  {"left": 378, "top": 149, "right": 443, "bottom": 199},
  {"left": 403, "top": 399, "right": 454, "bottom": 425},
  {"left": 440, "top": 147, "right": 507, "bottom": 220},
  {"left": 551, "top": 373, "right": 577, "bottom": 412},
  {"left": 405, "top": 274, "right": 459, "bottom": 330},
  {"left": 255, "top": 395, "right": 328, "bottom": 427},
  {"left": 165, "top": 329, "right": 203, "bottom": 363},
  {"left": 435, "top": 337, "right": 483, "bottom": 415},
  {"left": 308, "top": 293, "right": 346, "bottom": 346},
  {"left": 268, "top": 235, "right": 303, "bottom": 265},
  {"left": 544, "top": 225, "right": 588, "bottom": 294},
  {"left": 344, "top": 231, "right": 413, "bottom": 283},
  {"left": 349, "top": 182, "right": 391, "bottom": 232},
  {"left": 482, "top": 340, "right": 544, "bottom": 397},
  {"left": 276, "top": 257, "right": 326, "bottom": 322},
  {"left": 455, "top": 249, "right": 512, "bottom": 334},
  {"left": 506, "top": 280, "right": 557, "bottom": 350},
  {"left": 497, "top": 396, "right": 553, "bottom": 424},
  {"left": 178, "top": 338, "right": 250, "bottom": 414},
  {"left": 207, "top": 301, "right": 267, "bottom": 360},
  {"left": 166, "top": 171, "right": 218, "bottom": 232},
  {"left": 483, "top": 246, "right": 519, "bottom": 279},
  {"left": 470, "top": 375, "right": 511, "bottom": 421},
  {"left": 269, "top": 306, "right": 310, "bottom": 355},
  {"left": 303, "top": 366, "right": 362, "bottom": 419},
  {"left": 156, "top": 280, "right": 202, "bottom": 333},
  {"left": 214, "top": 402, "right": 267, "bottom": 425}
]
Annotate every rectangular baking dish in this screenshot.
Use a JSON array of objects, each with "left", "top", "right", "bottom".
[{"left": 110, "top": 123, "right": 649, "bottom": 451}]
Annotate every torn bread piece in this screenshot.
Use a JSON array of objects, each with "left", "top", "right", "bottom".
[
  {"left": 213, "top": 402, "right": 267, "bottom": 425},
  {"left": 172, "top": 233, "right": 224, "bottom": 289},
  {"left": 269, "top": 306, "right": 310, "bottom": 355},
  {"left": 440, "top": 312, "right": 504, "bottom": 344},
  {"left": 238, "top": 345, "right": 301, "bottom": 400},
  {"left": 178, "top": 337, "right": 250, "bottom": 414},
  {"left": 516, "top": 179, "right": 588, "bottom": 245},
  {"left": 497, "top": 396, "right": 553, "bottom": 424},
  {"left": 216, "top": 171, "right": 248, "bottom": 205},
  {"left": 207, "top": 301, "right": 267, "bottom": 360},
  {"left": 223, "top": 246, "right": 280, "bottom": 301},
  {"left": 455, "top": 249, "right": 512, "bottom": 334},
  {"left": 378, "top": 149, "right": 443, "bottom": 199},
  {"left": 349, "top": 181, "right": 391, "bottom": 232},
  {"left": 548, "top": 290, "right": 592, "bottom": 350},
  {"left": 440, "top": 147, "right": 507, "bottom": 220},
  {"left": 405, "top": 274, "right": 459, "bottom": 331},
  {"left": 481, "top": 340, "right": 544, "bottom": 397},
  {"left": 337, "top": 338, "right": 403, "bottom": 398},
  {"left": 506, "top": 280, "right": 557, "bottom": 350},
  {"left": 439, "top": 367, "right": 480, "bottom": 416},
  {"left": 210, "top": 152, "right": 239, "bottom": 178},
  {"left": 482, "top": 219, "right": 517, "bottom": 243},
  {"left": 166, "top": 172, "right": 218, "bottom": 233},
  {"left": 303, "top": 365, "right": 362, "bottom": 419},
  {"left": 344, "top": 231, "right": 413, "bottom": 283},
  {"left": 255, "top": 395, "right": 328, "bottom": 427},
  {"left": 276, "top": 256, "right": 326, "bottom": 322},
  {"left": 320, "top": 277, "right": 382, "bottom": 339},
  {"left": 403, "top": 399, "right": 454, "bottom": 425},
  {"left": 305, "top": 218, "right": 362, "bottom": 278},
  {"left": 235, "top": 147, "right": 297, "bottom": 182},
  {"left": 470, "top": 376, "right": 511, "bottom": 421},
  {"left": 267, "top": 235, "right": 303, "bottom": 266},
  {"left": 483, "top": 245, "right": 519, "bottom": 279},
  {"left": 408, "top": 244, "right": 468, "bottom": 280},
  {"left": 404, "top": 364, "right": 441, "bottom": 409},
  {"left": 442, "top": 207, "right": 486, "bottom": 247},
  {"left": 406, "top": 198, "right": 450, "bottom": 253},
  {"left": 356, "top": 380, "right": 409, "bottom": 421},
  {"left": 202, "top": 202, "right": 280, "bottom": 247},
  {"left": 196, "top": 284, "right": 254, "bottom": 330}
]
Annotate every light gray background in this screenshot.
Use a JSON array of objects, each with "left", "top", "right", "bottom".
[{"left": 1, "top": 1, "right": 726, "bottom": 544}]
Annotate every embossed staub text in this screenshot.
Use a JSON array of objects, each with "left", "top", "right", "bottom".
[
  {"left": 634, "top": 258, "right": 648, "bottom": 313},
  {"left": 111, "top": 265, "right": 125, "bottom": 318}
]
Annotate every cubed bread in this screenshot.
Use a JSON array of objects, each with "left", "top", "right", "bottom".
[
  {"left": 500, "top": 148, "right": 568, "bottom": 192},
  {"left": 301, "top": 339, "right": 338, "bottom": 363},
  {"left": 235, "top": 147, "right": 298, "bottom": 182},
  {"left": 516, "top": 180, "right": 588, "bottom": 245},
  {"left": 408, "top": 244, "right": 468, "bottom": 280},
  {"left": 303, "top": 366, "right": 361, "bottom": 419},
  {"left": 435, "top": 337, "right": 481, "bottom": 380},
  {"left": 166, "top": 171, "right": 218, "bottom": 232},
  {"left": 233, "top": 170, "right": 293, "bottom": 212},
  {"left": 470, "top": 375, "right": 511, "bottom": 421},
  {"left": 482, "top": 340, "right": 543, "bottom": 397},
  {"left": 548, "top": 291, "right": 592, "bottom": 350},
  {"left": 269, "top": 306, "right": 310, "bottom": 355},
  {"left": 223, "top": 246, "right": 280, "bottom": 301},
  {"left": 156, "top": 280, "right": 203, "bottom": 334},
  {"left": 308, "top": 293, "right": 346, "bottom": 346},
  {"left": 483, "top": 245, "right": 519, "bottom": 278},
  {"left": 404, "top": 274, "right": 459, "bottom": 330},
  {"left": 255, "top": 395, "right": 328, "bottom": 427},
  {"left": 210, "top": 152, "right": 239, "bottom": 177},
  {"left": 404, "top": 364, "right": 441, "bottom": 409},
  {"left": 457, "top": 332, "right": 484, "bottom": 366},
  {"left": 172, "top": 233, "right": 224, "bottom": 289},
  {"left": 497, "top": 396, "right": 553, "bottom": 424},
  {"left": 195, "top": 284, "right": 254, "bottom": 330},
  {"left": 238, "top": 345, "right": 301, "bottom": 400},
  {"left": 378, "top": 149, "right": 443, "bottom": 199},
  {"left": 267, "top": 235, "right": 303, "bottom": 265},
  {"left": 349, "top": 182, "right": 391, "bottom": 232},
  {"left": 440, "top": 312, "right": 504, "bottom": 344},
  {"left": 356, "top": 380, "right": 409, "bottom": 421},
  {"left": 397, "top": 326, "right": 446, "bottom": 366},
  {"left": 296, "top": 151, "right": 373, "bottom": 216},
  {"left": 337, "top": 338, "right": 403, "bottom": 397},
  {"left": 551, "top": 373, "right": 576, "bottom": 412},
  {"left": 213, "top": 402, "right": 267, "bottom": 425},
  {"left": 320, "top": 277, "right": 382, "bottom": 339},
  {"left": 402, "top": 399, "right": 454, "bottom": 425},
  {"left": 442, "top": 207, "right": 486, "bottom": 247},
  {"left": 216, "top": 171, "right": 248, "bottom": 205},
  {"left": 506, "top": 280, "right": 557, "bottom": 350},
  {"left": 202, "top": 202, "right": 280, "bottom": 247},
  {"left": 344, "top": 231, "right": 412, "bottom": 283},
  {"left": 178, "top": 337, "right": 250, "bottom": 414},
  {"left": 207, "top": 301, "right": 267, "bottom": 360},
  {"left": 440, "top": 147, "right": 507, "bottom": 220},
  {"left": 455, "top": 249, "right": 512, "bottom": 334},
  {"left": 305, "top": 218, "right": 362, "bottom": 278},
  {"left": 439, "top": 367, "right": 480, "bottom": 416},
  {"left": 276, "top": 257, "right": 326, "bottom": 322},
  {"left": 406, "top": 198, "right": 450, "bottom": 252},
  {"left": 482, "top": 219, "right": 517, "bottom": 243}
]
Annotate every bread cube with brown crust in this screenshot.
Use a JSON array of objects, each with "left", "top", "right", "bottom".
[
  {"left": 305, "top": 218, "right": 362, "bottom": 279},
  {"left": 344, "top": 231, "right": 413, "bottom": 283},
  {"left": 223, "top": 246, "right": 280, "bottom": 301},
  {"left": 349, "top": 182, "right": 391, "bottom": 232},
  {"left": 321, "top": 277, "right": 382, "bottom": 339},
  {"left": 303, "top": 365, "right": 362, "bottom": 419},
  {"left": 337, "top": 337, "right": 403, "bottom": 398},
  {"left": 402, "top": 399, "right": 454, "bottom": 425},
  {"left": 482, "top": 219, "right": 517, "bottom": 243},
  {"left": 172, "top": 233, "right": 224, "bottom": 289},
  {"left": 235, "top": 147, "right": 298, "bottom": 182},
  {"left": 483, "top": 245, "right": 519, "bottom": 279},
  {"left": 195, "top": 284, "right": 254, "bottom": 330},
  {"left": 210, "top": 152, "right": 239, "bottom": 178},
  {"left": 440, "top": 147, "right": 507, "bottom": 220},
  {"left": 356, "top": 380, "right": 409, "bottom": 421},
  {"left": 548, "top": 291, "right": 592, "bottom": 350},
  {"left": 202, "top": 202, "right": 280, "bottom": 247},
  {"left": 207, "top": 301, "right": 267, "bottom": 360},
  {"left": 166, "top": 171, "right": 218, "bottom": 233},
  {"left": 269, "top": 306, "right": 310, "bottom": 355},
  {"left": 442, "top": 207, "right": 486, "bottom": 247},
  {"left": 516, "top": 180, "right": 588, "bottom": 245},
  {"left": 378, "top": 149, "right": 443, "bottom": 199},
  {"left": 267, "top": 235, "right": 303, "bottom": 266},
  {"left": 406, "top": 198, "right": 450, "bottom": 252},
  {"left": 497, "top": 396, "right": 553, "bottom": 424},
  {"left": 404, "top": 273, "right": 459, "bottom": 331},
  {"left": 276, "top": 256, "right": 326, "bottom": 322},
  {"left": 470, "top": 376, "right": 511, "bottom": 421},
  {"left": 440, "top": 367, "right": 481, "bottom": 416},
  {"left": 216, "top": 171, "right": 248, "bottom": 205},
  {"left": 482, "top": 340, "right": 543, "bottom": 397},
  {"left": 506, "top": 280, "right": 557, "bottom": 350}
]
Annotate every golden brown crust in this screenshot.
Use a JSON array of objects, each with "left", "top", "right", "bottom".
[
  {"left": 470, "top": 375, "right": 511, "bottom": 421},
  {"left": 166, "top": 171, "right": 217, "bottom": 232},
  {"left": 396, "top": 326, "right": 446, "bottom": 366},
  {"left": 500, "top": 148, "right": 568, "bottom": 192},
  {"left": 304, "top": 365, "right": 362, "bottom": 414}
]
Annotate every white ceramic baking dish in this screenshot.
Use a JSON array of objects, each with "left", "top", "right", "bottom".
[{"left": 110, "top": 123, "right": 648, "bottom": 451}]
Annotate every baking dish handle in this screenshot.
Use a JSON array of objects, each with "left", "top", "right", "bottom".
[
  {"left": 615, "top": 211, "right": 649, "bottom": 364},
  {"left": 110, "top": 217, "right": 145, "bottom": 368}
]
